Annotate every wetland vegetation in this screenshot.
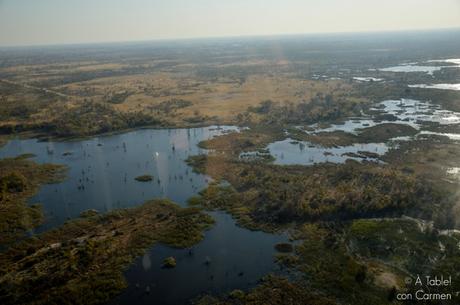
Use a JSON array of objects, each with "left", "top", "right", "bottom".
[
  {"left": 134, "top": 175, "right": 154, "bottom": 182},
  {"left": 0, "top": 199, "right": 213, "bottom": 305},
  {"left": 1, "top": 30, "right": 460, "bottom": 304},
  {"left": 0, "top": 155, "right": 65, "bottom": 245}
]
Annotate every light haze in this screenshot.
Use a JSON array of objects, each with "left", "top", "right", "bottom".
[{"left": 1, "top": 0, "right": 460, "bottom": 46}]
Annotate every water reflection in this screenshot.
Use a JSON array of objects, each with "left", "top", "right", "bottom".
[
  {"left": 0, "top": 125, "right": 289, "bottom": 305},
  {"left": 378, "top": 58, "right": 460, "bottom": 75},
  {"left": 245, "top": 98, "right": 460, "bottom": 166},
  {"left": 111, "top": 212, "right": 288, "bottom": 305},
  {"left": 353, "top": 77, "right": 384, "bottom": 82},
  {"left": 378, "top": 99, "right": 460, "bottom": 126},
  {"left": 0, "top": 126, "right": 239, "bottom": 232},
  {"left": 409, "top": 84, "right": 460, "bottom": 91},
  {"left": 379, "top": 65, "right": 443, "bottom": 75},
  {"left": 267, "top": 139, "right": 389, "bottom": 165}
]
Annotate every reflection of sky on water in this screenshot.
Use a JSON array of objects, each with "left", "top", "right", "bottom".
[
  {"left": 379, "top": 65, "right": 442, "bottom": 75},
  {"left": 419, "top": 131, "right": 460, "bottom": 141},
  {"left": 263, "top": 98, "right": 460, "bottom": 165},
  {"left": 379, "top": 99, "right": 460, "bottom": 126},
  {"left": 0, "top": 125, "right": 289, "bottom": 305},
  {"left": 267, "top": 138, "right": 388, "bottom": 165},
  {"left": 427, "top": 59, "right": 460, "bottom": 66},
  {"left": 112, "top": 211, "right": 288, "bottom": 305},
  {"left": 0, "top": 126, "right": 239, "bottom": 232},
  {"left": 353, "top": 77, "right": 384, "bottom": 82},
  {"left": 310, "top": 119, "right": 379, "bottom": 134},
  {"left": 409, "top": 84, "right": 460, "bottom": 91},
  {"left": 378, "top": 58, "right": 460, "bottom": 75},
  {"left": 310, "top": 99, "right": 460, "bottom": 135}
]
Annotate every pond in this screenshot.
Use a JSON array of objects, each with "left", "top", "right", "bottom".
[
  {"left": 353, "top": 77, "right": 384, "bottom": 82},
  {"left": 111, "top": 211, "right": 287, "bottom": 305},
  {"left": 308, "top": 119, "right": 381, "bottom": 134},
  {"left": 244, "top": 98, "right": 460, "bottom": 166},
  {"left": 0, "top": 126, "right": 289, "bottom": 304},
  {"left": 377, "top": 99, "right": 460, "bottom": 126},
  {"left": 409, "top": 84, "right": 460, "bottom": 91},
  {"left": 306, "top": 98, "right": 460, "bottom": 136},
  {"left": 377, "top": 58, "right": 460, "bottom": 75},
  {"left": 267, "top": 139, "right": 389, "bottom": 165},
  {"left": 312, "top": 98, "right": 460, "bottom": 134},
  {"left": 0, "top": 127, "right": 240, "bottom": 230},
  {"left": 379, "top": 64, "right": 443, "bottom": 75}
]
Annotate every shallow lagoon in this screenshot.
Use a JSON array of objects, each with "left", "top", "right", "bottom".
[
  {"left": 259, "top": 98, "right": 460, "bottom": 165},
  {"left": 353, "top": 77, "right": 384, "bottom": 82},
  {"left": 377, "top": 99, "right": 460, "bottom": 126},
  {"left": 0, "top": 126, "right": 288, "bottom": 304},
  {"left": 379, "top": 65, "right": 443, "bottom": 75},
  {"left": 315, "top": 98, "right": 460, "bottom": 133},
  {"left": 409, "top": 83, "right": 460, "bottom": 91},
  {"left": 0, "top": 127, "right": 240, "bottom": 231},
  {"left": 378, "top": 58, "right": 460, "bottom": 75},
  {"left": 268, "top": 139, "right": 388, "bottom": 165},
  {"left": 307, "top": 99, "right": 460, "bottom": 135},
  {"left": 309, "top": 119, "right": 380, "bottom": 134},
  {"left": 112, "top": 211, "right": 287, "bottom": 305}
]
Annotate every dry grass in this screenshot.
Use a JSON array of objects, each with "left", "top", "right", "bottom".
[
  {"left": 0, "top": 58, "right": 354, "bottom": 131},
  {"left": 120, "top": 76, "right": 346, "bottom": 120}
]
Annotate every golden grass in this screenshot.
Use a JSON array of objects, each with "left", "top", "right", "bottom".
[{"left": 0, "top": 57, "right": 355, "bottom": 132}]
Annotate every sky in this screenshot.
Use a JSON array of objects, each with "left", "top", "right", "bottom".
[{"left": 1, "top": 0, "right": 460, "bottom": 46}]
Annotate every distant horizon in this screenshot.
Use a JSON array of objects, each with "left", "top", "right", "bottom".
[
  {"left": 2, "top": 0, "right": 460, "bottom": 47},
  {"left": 1, "top": 26, "right": 460, "bottom": 49}
]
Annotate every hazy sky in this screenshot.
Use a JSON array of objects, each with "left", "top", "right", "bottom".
[{"left": 1, "top": 0, "right": 460, "bottom": 46}]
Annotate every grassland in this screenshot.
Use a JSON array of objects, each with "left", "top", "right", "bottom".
[
  {"left": 0, "top": 68, "right": 357, "bottom": 139},
  {"left": 1, "top": 34, "right": 460, "bottom": 140}
]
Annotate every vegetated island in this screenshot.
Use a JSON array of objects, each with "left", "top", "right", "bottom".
[{"left": 134, "top": 174, "right": 154, "bottom": 182}]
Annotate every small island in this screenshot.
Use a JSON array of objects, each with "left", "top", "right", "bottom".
[
  {"left": 163, "top": 256, "right": 177, "bottom": 268},
  {"left": 134, "top": 175, "right": 154, "bottom": 182}
]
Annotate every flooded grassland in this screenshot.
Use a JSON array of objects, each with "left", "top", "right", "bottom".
[{"left": 1, "top": 35, "right": 460, "bottom": 304}]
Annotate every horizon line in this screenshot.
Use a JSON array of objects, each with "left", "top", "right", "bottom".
[{"left": 1, "top": 26, "right": 460, "bottom": 49}]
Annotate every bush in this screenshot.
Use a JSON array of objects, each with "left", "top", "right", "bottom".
[
  {"left": 134, "top": 175, "right": 154, "bottom": 182},
  {"left": 163, "top": 256, "right": 177, "bottom": 268},
  {"left": 1, "top": 172, "right": 27, "bottom": 193}
]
